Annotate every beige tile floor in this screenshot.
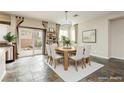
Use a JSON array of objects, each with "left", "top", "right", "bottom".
[
  {"left": 2, "top": 55, "right": 124, "bottom": 82},
  {"left": 19, "top": 49, "right": 42, "bottom": 57}
]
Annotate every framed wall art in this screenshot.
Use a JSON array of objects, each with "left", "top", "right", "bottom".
[{"left": 82, "top": 29, "right": 96, "bottom": 43}]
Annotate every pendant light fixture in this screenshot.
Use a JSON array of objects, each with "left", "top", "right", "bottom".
[{"left": 61, "top": 11, "right": 72, "bottom": 31}]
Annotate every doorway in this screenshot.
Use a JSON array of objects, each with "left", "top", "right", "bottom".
[
  {"left": 18, "top": 27, "right": 44, "bottom": 57},
  {"left": 109, "top": 19, "right": 124, "bottom": 59}
]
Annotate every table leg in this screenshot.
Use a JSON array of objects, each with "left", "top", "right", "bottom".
[{"left": 64, "top": 51, "right": 68, "bottom": 71}]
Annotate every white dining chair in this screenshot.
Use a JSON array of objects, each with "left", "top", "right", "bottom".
[
  {"left": 58, "top": 42, "right": 63, "bottom": 47},
  {"left": 50, "top": 44, "right": 63, "bottom": 69},
  {"left": 52, "top": 43, "right": 58, "bottom": 48},
  {"left": 46, "top": 44, "right": 52, "bottom": 65},
  {"left": 82, "top": 45, "right": 91, "bottom": 67},
  {"left": 69, "top": 45, "right": 84, "bottom": 71}
]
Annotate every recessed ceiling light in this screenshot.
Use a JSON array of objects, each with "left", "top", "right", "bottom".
[{"left": 73, "top": 14, "right": 79, "bottom": 17}]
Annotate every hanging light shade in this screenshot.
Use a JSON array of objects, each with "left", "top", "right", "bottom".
[{"left": 61, "top": 11, "right": 72, "bottom": 31}]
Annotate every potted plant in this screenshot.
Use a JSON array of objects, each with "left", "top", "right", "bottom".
[
  {"left": 61, "top": 36, "right": 71, "bottom": 48},
  {"left": 3, "top": 32, "right": 16, "bottom": 45},
  {"left": 65, "top": 38, "right": 71, "bottom": 47},
  {"left": 61, "top": 36, "right": 66, "bottom": 46}
]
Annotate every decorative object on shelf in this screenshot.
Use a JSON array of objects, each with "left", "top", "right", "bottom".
[
  {"left": 3, "top": 32, "right": 16, "bottom": 45},
  {"left": 49, "top": 27, "right": 54, "bottom": 32},
  {"left": 82, "top": 29, "right": 96, "bottom": 43}
]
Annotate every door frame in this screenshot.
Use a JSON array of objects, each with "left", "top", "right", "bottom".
[{"left": 18, "top": 26, "right": 46, "bottom": 57}]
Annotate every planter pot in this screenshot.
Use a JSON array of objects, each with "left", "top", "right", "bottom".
[{"left": 8, "top": 42, "right": 13, "bottom": 45}]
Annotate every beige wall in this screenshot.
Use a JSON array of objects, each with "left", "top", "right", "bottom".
[
  {"left": 78, "top": 12, "right": 124, "bottom": 59},
  {"left": 20, "top": 18, "right": 44, "bottom": 29},
  {"left": 10, "top": 15, "right": 16, "bottom": 35},
  {"left": 78, "top": 17, "right": 109, "bottom": 58},
  {"left": 0, "top": 13, "right": 10, "bottom": 22},
  {"left": 0, "top": 13, "right": 11, "bottom": 42}
]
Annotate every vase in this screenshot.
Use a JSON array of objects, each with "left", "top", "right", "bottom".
[{"left": 8, "top": 42, "right": 12, "bottom": 45}]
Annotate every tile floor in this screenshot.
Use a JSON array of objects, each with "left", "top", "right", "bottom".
[{"left": 2, "top": 55, "right": 124, "bottom": 82}]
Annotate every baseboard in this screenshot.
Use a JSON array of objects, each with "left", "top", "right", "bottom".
[
  {"left": 91, "top": 54, "right": 109, "bottom": 59},
  {"left": 110, "top": 56, "right": 124, "bottom": 60},
  {"left": 91, "top": 54, "right": 124, "bottom": 61},
  {"left": 0, "top": 70, "right": 6, "bottom": 82}
]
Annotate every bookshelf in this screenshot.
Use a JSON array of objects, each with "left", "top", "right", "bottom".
[{"left": 46, "top": 27, "right": 58, "bottom": 44}]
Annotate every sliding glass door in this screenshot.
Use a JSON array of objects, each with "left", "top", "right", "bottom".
[
  {"left": 19, "top": 28, "right": 33, "bottom": 57},
  {"left": 18, "top": 27, "right": 43, "bottom": 57},
  {"left": 33, "top": 31, "right": 43, "bottom": 55}
]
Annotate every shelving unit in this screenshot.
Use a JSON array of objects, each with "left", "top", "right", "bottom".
[{"left": 46, "top": 28, "right": 58, "bottom": 44}]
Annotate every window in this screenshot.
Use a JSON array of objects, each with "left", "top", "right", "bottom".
[
  {"left": 0, "top": 24, "right": 9, "bottom": 41},
  {"left": 70, "top": 26, "right": 75, "bottom": 42},
  {"left": 59, "top": 29, "right": 69, "bottom": 41},
  {"left": 59, "top": 25, "right": 76, "bottom": 42}
]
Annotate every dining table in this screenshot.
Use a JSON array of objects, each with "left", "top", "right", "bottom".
[{"left": 56, "top": 47, "right": 76, "bottom": 71}]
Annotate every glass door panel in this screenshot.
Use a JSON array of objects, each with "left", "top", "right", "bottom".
[
  {"left": 19, "top": 28, "right": 33, "bottom": 57},
  {"left": 19, "top": 28, "right": 43, "bottom": 57},
  {"left": 33, "top": 31, "right": 43, "bottom": 55}
]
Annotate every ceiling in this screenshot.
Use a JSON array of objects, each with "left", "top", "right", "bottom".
[{"left": 4, "top": 11, "right": 112, "bottom": 24}]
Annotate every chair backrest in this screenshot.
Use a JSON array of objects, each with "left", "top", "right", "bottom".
[
  {"left": 75, "top": 45, "right": 84, "bottom": 58},
  {"left": 58, "top": 42, "right": 63, "bottom": 47},
  {"left": 84, "top": 45, "right": 91, "bottom": 57},
  {"left": 46, "top": 44, "right": 51, "bottom": 56},
  {"left": 52, "top": 43, "right": 58, "bottom": 48},
  {"left": 50, "top": 44, "right": 57, "bottom": 58}
]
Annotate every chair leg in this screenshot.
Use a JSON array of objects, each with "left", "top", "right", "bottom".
[
  {"left": 82, "top": 58, "right": 86, "bottom": 68},
  {"left": 47, "top": 56, "right": 49, "bottom": 63},
  {"left": 88, "top": 57, "right": 91, "bottom": 66},
  {"left": 54, "top": 60, "right": 56, "bottom": 69},
  {"left": 75, "top": 61, "right": 78, "bottom": 72},
  {"left": 81, "top": 60, "right": 84, "bottom": 69},
  {"left": 49, "top": 57, "right": 51, "bottom": 64},
  {"left": 68, "top": 59, "right": 70, "bottom": 67},
  {"left": 50, "top": 57, "right": 53, "bottom": 66}
]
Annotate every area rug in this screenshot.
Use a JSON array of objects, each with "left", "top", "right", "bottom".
[{"left": 44, "top": 60, "right": 104, "bottom": 82}]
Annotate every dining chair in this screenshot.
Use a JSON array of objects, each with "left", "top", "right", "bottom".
[
  {"left": 54, "top": 42, "right": 63, "bottom": 55},
  {"left": 68, "top": 42, "right": 77, "bottom": 56},
  {"left": 52, "top": 43, "right": 58, "bottom": 48},
  {"left": 69, "top": 45, "right": 84, "bottom": 71},
  {"left": 46, "top": 44, "right": 52, "bottom": 65},
  {"left": 58, "top": 42, "right": 63, "bottom": 47},
  {"left": 50, "top": 44, "right": 63, "bottom": 69},
  {"left": 82, "top": 45, "right": 91, "bottom": 67}
]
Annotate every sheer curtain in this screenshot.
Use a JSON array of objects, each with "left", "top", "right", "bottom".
[
  {"left": 56, "top": 24, "right": 60, "bottom": 43},
  {"left": 70, "top": 25, "right": 76, "bottom": 42},
  {"left": 42, "top": 21, "right": 48, "bottom": 54},
  {"left": 59, "top": 24, "right": 71, "bottom": 40},
  {"left": 0, "top": 24, "right": 9, "bottom": 42},
  {"left": 15, "top": 16, "right": 24, "bottom": 59},
  {"left": 74, "top": 24, "right": 78, "bottom": 43}
]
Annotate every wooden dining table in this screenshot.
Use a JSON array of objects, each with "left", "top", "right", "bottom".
[{"left": 56, "top": 47, "right": 76, "bottom": 71}]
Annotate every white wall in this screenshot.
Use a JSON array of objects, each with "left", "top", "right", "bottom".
[
  {"left": 110, "top": 19, "right": 124, "bottom": 59},
  {"left": 78, "top": 12, "right": 124, "bottom": 59},
  {"left": 78, "top": 17, "right": 109, "bottom": 58},
  {"left": 0, "top": 24, "right": 9, "bottom": 42}
]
